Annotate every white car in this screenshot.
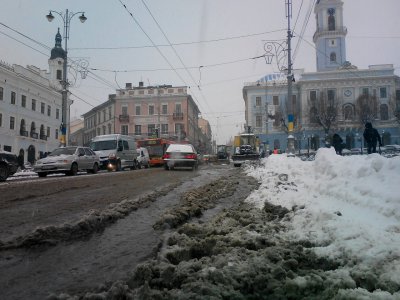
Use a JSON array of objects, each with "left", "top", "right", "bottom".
[
  {"left": 136, "top": 147, "right": 150, "bottom": 169},
  {"left": 163, "top": 144, "right": 198, "bottom": 171},
  {"left": 34, "top": 146, "right": 100, "bottom": 177}
]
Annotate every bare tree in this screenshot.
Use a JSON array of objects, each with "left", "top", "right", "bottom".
[
  {"left": 355, "top": 93, "right": 378, "bottom": 125},
  {"left": 388, "top": 93, "right": 400, "bottom": 125},
  {"left": 268, "top": 97, "right": 300, "bottom": 134},
  {"left": 308, "top": 91, "right": 339, "bottom": 135}
]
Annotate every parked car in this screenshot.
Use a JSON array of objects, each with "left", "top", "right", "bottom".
[
  {"left": 33, "top": 146, "right": 100, "bottom": 177},
  {"left": 382, "top": 145, "right": 400, "bottom": 152},
  {"left": 0, "top": 151, "right": 19, "bottom": 181},
  {"left": 163, "top": 144, "right": 198, "bottom": 170},
  {"left": 136, "top": 147, "right": 150, "bottom": 169}
]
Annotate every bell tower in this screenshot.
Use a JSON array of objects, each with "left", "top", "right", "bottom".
[
  {"left": 48, "top": 28, "right": 65, "bottom": 85},
  {"left": 313, "top": 0, "right": 347, "bottom": 72}
]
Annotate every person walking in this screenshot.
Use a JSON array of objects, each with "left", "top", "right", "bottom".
[
  {"left": 332, "top": 133, "right": 344, "bottom": 155},
  {"left": 363, "top": 122, "right": 382, "bottom": 154}
]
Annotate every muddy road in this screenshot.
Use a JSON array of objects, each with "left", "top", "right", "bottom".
[{"left": 0, "top": 164, "right": 258, "bottom": 299}]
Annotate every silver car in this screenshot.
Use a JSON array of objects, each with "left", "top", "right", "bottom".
[
  {"left": 163, "top": 144, "right": 198, "bottom": 171},
  {"left": 34, "top": 146, "right": 100, "bottom": 177}
]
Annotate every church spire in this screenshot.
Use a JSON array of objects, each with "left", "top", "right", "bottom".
[{"left": 50, "top": 28, "right": 65, "bottom": 60}]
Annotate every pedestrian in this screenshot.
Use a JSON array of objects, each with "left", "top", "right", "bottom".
[
  {"left": 332, "top": 133, "right": 344, "bottom": 155},
  {"left": 17, "top": 150, "right": 25, "bottom": 170},
  {"left": 363, "top": 122, "right": 382, "bottom": 154},
  {"left": 273, "top": 147, "right": 279, "bottom": 154}
]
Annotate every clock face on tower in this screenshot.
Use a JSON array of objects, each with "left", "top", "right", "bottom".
[{"left": 344, "top": 89, "right": 352, "bottom": 97}]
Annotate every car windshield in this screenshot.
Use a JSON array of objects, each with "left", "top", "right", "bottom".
[
  {"left": 90, "top": 140, "right": 117, "bottom": 151},
  {"left": 49, "top": 147, "right": 77, "bottom": 156},
  {"left": 167, "top": 144, "right": 194, "bottom": 153}
]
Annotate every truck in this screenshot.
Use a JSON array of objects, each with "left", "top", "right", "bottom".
[{"left": 231, "top": 133, "right": 260, "bottom": 167}]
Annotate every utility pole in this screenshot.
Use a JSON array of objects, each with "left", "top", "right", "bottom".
[{"left": 286, "top": 0, "right": 295, "bottom": 156}]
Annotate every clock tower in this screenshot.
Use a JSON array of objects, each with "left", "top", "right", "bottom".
[{"left": 314, "top": 0, "right": 347, "bottom": 72}]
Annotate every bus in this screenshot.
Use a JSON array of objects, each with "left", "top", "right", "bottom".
[{"left": 136, "top": 138, "right": 176, "bottom": 167}]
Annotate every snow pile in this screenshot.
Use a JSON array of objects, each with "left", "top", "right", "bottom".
[{"left": 246, "top": 148, "right": 400, "bottom": 297}]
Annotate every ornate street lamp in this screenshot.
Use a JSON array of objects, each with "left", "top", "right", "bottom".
[{"left": 46, "top": 9, "right": 87, "bottom": 146}]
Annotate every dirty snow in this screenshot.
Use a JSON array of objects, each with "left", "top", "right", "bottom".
[{"left": 245, "top": 148, "right": 400, "bottom": 298}]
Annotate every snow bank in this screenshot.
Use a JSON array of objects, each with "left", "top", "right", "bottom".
[{"left": 246, "top": 148, "right": 400, "bottom": 295}]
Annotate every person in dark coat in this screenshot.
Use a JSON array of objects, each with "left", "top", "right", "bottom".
[
  {"left": 332, "top": 133, "right": 343, "bottom": 155},
  {"left": 363, "top": 122, "right": 382, "bottom": 154}
]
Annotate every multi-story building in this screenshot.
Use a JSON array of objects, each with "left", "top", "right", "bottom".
[
  {"left": 198, "top": 117, "right": 212, "bottom": 154},
  {"left": 69, "top": 118, "right": 85, "bottom": 146},
  {"left": 243, "top": 0, "right": 400, "bottom": 151},
  {"left": 82, "top": 82, "right": 212, "bottom": 151},
  {"left": 0, "top": 30, "right": 65, "bottom": 163}
]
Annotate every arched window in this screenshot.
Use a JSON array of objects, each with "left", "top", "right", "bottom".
[
  {"left": 310, "top": 107, "right": 318, "bottom": 123},
  {"left": 30, "top": 121, "right": 36, "bottom": 133},
  {"left": 328, "top": 8, "right": 336, "bottom": 31},
  {"left": 56, "top": 70, "right": 62, "bottom": 80},
  {"left": 20, "top": 119, "right": 26, "bottom": 134},
  {"left": 330, "top": 52, "right": 337, "bottom": 62},
  {"left": 40, "top": 124, "right": 45, "bottom": 135},
  {"left": 380, "top": 104, "right": 389, "bottom": 120},
  {"left": 343, "top": 104, "right": 354, "bottom": 120}
]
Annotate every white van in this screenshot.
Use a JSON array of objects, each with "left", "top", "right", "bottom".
[
  {"left": 136, "top": 147, "right": 150, "bottom": 169},
  {"left": 90, "top": 134, "right": 138, "bottom": 171}
]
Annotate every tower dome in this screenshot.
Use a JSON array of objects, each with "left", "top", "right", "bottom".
[{"left": 50, "top": 28, "right": 65, "bottom": 60}]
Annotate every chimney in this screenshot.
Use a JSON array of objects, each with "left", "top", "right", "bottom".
[
  {"left": 139, "top": 81, "right": 144, "bottom": 87},
  {"left": 125, "top": 83, "right": 132, "bottom": 89}
]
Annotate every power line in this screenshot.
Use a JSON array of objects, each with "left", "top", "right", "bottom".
[{"left": 68, "top": 29, "right": 287, "bottom": 51}]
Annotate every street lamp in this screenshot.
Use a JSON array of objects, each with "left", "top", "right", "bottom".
[{"left": 46, "top": 9, "right": 87, "bottom": 146}]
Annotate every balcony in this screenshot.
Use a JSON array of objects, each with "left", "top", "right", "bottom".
[
  {"left": 20, "top": 130, "right": 28, "bottom": 137},
  {"left": 40, "top": 134, "right": 47, "bottom": 141},
  {"left": 173, "top": 112, "right": 184, "bottom": 120},
  {"left": 119, "top": 114, "right": 129, "bottom": 122},
  {"left": 30, "top": 132, "right": 38, "bottom": 139}
]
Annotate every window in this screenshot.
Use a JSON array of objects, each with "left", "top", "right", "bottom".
[
  {"left": 343, "top": 104, "right": 354, "bottom": 120},
  {"left": 47, "top": 126, "right": 50, "bottom": 137},
  {"left": 98, "top": 112, "right": 100, "bottom": 124},
  {"left": 256, "top": 115, "right": 262, "bottom": 127},
  {"left": 121, "top": 125, "right": 128, "bottom": 135},
  {"left": 328, "top": 8, "right": 336, "bottom": 31},
  {"left": 32, "top": 99, "right": 36, "bottom": 111},
  {"left": 148, "top": 124, "right": 155, "bottom": 135},
  {"left": 0, "top": 87, "right": 3, "bottom": 100},
  {"left": 148, "top": 89, "right": 154, "bottom": 94},
  {"left": 362, "top": 88, "right": 369, "bottom": 96},
  {"left": 97, "top": 128, "right": 101, "bottom": 135},
  {"left": 327, "top": 89, "right": 335, "bottom": 103},
  {"left": 10, "top": 116, "right": 15, "bottom": 130},
  {"left": 310, "top": 90, "right": 317, "bottom": 103},
  {"left": 55, "top": 129, "right": 59, "bottom": 139},
  {"left": 273, "top": 111, "right": 282, "bottom": 127},
  {"left": 273, "top": 96, "right": 279, "bottom": 105},
  {"left": 168, "top": 89, "right": 174, "bottom": 93},
  {"left": 11, "top": 91, "right": 16, "bottom": 104},
  {"left": 135, "top": 125, "right": 141, "bottom": 135},
  {"left": 149, "top": 105, "right": 154, "bottom": 115},
  {"left": 123, "top": 140, "right": 129, "bottom": 149},
  {"left": 122, "top": 106, "right": 128, "bottom": 116},
  {"left": 135, "top": 106, "right": 141, "bottom": 115},
  {"left": 56, "top": 108, "right": 60, "bottom": 119},
  {"left": 108, "top": 123, "right": 112, "bottom": 134},
  {"left": 380, "top": 104, "right": 389, "bottom": 120},
  {"left": 175, "top": 103, "right": 182, "bottom": 113},
  {"left": 178, "top": 88, "right": 183, "bottom": 93},
  {"left": 175, "top": 123, "right": 184, "bottom": 134},
  {"left": 380, "top": 87, "right": 387, "bottom": 99},
  {"left": 108, "top": 107, "right": 112, "bottom": 119},
  {"left": 47, "top": 105, "right": 51, "bottom": 116},
  {"left": 162, "top": 104, "right": 168, "bottom": 115},
  {"left": 20, "top": 119, "right": 26, "bottom": 134},
  {"left": 310, "top": 107, "right": 318, "bottom": 123},
  {"left": 103, "top": 126, "right": 106, "bottom": 135},
  {"left": 256, "top": 96, "right": 261, "bottom": 106},
  {"left": 57, "top": 70, "right": 62, "bottom": 80},
  {"left": 40, "top": 102, "right": 45, "bottom": 114},
  {"left": 161, "top": 124, "right": 168, "bottom": 134},
  {"left": 21, "top": 95, "right": 26, "bottom": 107},
  {"left": 0, "top": 113, "right": 2, "bottom": 127},
  {"left": 103, "top": 110, "right": 106, "bottom": 121},
  {"left": 330, "top": 52, "right": 336, "bottom": 62},
  {"left": 139, "top": 90, "right": 144, "bottom": 95}
]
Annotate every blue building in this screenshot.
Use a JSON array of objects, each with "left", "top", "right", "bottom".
[{"left": 243, "top": 0, "right": 400, "bottom": 152}]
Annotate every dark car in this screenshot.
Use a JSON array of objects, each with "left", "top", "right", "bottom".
[
  {"left": 0, "top": 151, "right": 19, "bottom": 182},
  {"left": 163, "top": 144, "right": 198, "bottom": 170}
]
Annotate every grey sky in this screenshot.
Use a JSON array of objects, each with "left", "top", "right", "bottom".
[{"left": 1, "top": 0, "right": 399, "bottom": 144}]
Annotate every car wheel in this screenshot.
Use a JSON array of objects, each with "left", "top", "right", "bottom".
[
  {"left": 0, "top": 164, "right": 9, "bottom": 182},
  {"left": 38, "top": 172, "right": 48, "bottom": 178},
  {"left": 68, "top": 163, "right": 78, "bottom": 176},
  {"left": 92, "top": 163, "right": 98, "bottom": 174},
  {"left": 164, "top": 164, "right": 169, "bottom": 170},
  {"left": 116, "top": 160, "right": 122, "bottom": 172}
]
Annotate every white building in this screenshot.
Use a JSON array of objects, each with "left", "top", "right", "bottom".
[
  {"left": 243, "top": 0, "right": 400, "bottom": 152},
  {"left": 0, "top": 30, "right": 65, "bottom": 163}
]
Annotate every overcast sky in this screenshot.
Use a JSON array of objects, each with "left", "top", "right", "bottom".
[{"left": 1, "top": 0, "right": 400, "bottom": 144}]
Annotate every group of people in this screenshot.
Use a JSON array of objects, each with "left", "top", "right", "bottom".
[{"left": 332, "top": 122, "right": 382, "bottom": 155}]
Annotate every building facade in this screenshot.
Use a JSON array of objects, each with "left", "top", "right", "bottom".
[
  {"left": 243, "top": 0, "right": 400, "bottom": 152},
  {"left": 82, "top": 82, "right": 212, "bottom": 151},
  {"left": 0, "top": 32, "right": 64, "bottom": 163}
]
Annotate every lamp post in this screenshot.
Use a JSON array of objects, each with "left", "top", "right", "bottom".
[
  {"left": 263, "top": 0, "right": 294, "bottom": 157},
  {"left": 307, "top": 134, "right": 310, "bottom": 157},
  {"left": 46, "top": 9, "right": 87, "bottom": 147}
]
